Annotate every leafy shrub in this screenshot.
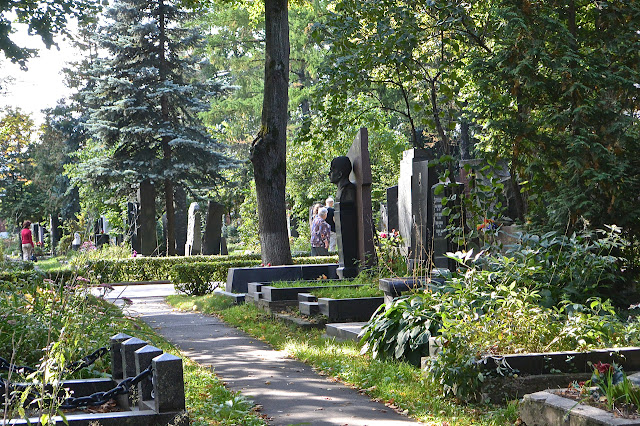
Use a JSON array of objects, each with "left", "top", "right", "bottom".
[
  {"left": 359, "top": 294, "right": 440, "bottom": 366},
  {"left": 361, "top": 243, "right": 636, "bottom": 401},
  {"left": 172, "top": 260, "right": 261, "bottom": 295},
  {"left": 501, "top": 226, "right": 630, "bottom": 305}
]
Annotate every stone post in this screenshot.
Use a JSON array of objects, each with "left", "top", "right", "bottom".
[
  {"left": 152, "top": 353, "right": 185, "bottom": 413},
  {"left": 110, "top": 333, "right": 132, "bottom": 380},
  {"left": 135, "top": 345, "right": 163, "bottom": 405}
]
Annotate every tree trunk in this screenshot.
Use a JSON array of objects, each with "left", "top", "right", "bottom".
[
  {"left": 159, "top": 0, "right": 176, "bottom": 256},
  {"left": 250, "top": 0, "right": 292, "bottom": 265}
]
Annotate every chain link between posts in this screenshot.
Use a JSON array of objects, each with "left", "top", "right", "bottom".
[
  {"left": 0, "top": 347, "right": 108, "bottom": 376},
  {"left": 1, "top": 365, "right": 154, "bottom": 410}
]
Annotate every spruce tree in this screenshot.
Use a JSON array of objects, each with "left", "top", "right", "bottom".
[{"left": 84, "top": 0, "right": 231, "bottom": 255}]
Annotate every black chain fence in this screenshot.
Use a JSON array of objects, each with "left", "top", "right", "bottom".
[{"left": 1, "top": 365, "right": 154, "bottom": 410}]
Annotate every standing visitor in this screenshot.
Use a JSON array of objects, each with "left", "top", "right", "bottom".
[
  {"left": 21, "top": 220, "right": 34, "bottom": 261},
  {"left": 310, "top": 207, "right": 331, "bottom": 256},
  {"left": 325, "top": 197, "right": 336, "bottom": 252}
]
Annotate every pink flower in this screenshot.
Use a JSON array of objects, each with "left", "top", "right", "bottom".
[{"left": 132, "top": 250, "right": 137, "bottom": 257}]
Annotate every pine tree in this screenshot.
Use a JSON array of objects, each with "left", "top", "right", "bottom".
[{"left": 83, "top": 0, "right": 232, "bottom": 255}]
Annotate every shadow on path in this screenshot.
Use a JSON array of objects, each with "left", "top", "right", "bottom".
[{"left": 126, "top": 296, "right": 423, "bottom": 426}]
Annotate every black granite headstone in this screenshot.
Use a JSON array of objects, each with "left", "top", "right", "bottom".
[
  {"left": 431, "top": 183, "right": 463, "bottom": 270},
  {"left": 138, "top": 179, "right": 157, "bottom": 256},
  {"left": 127, "top": 202, "right": 141, "bottom": 253},
  {"left": 386, "top": 185, "right": 398, "bottom": 232},
  {"left": 203, "top": 201, "right": 225, "bottom": 255},
  {"left": 174, "top": 186, "right": 188, "bottom": 256}
]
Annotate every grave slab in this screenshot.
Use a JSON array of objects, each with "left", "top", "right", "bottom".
[
  {"left": 318, "top": 297, "right": 384, "bottom": 322},
  {"left": 226, "top": 264, "right": 339, "bottom": 293},
  {"left": 325, "top": 322, "right": 367, "bottom": 342}
]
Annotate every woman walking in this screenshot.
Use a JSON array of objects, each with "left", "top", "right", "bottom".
[{"left": 21, "top": 220, "right": 34, "bottom": 261}]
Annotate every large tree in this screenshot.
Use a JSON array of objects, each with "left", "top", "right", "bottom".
[
  {"left": 249, "top": 0, "right": 292, "bottom": 265},
  {"left": 82, "top": 0, "right": 232, "bottom": 255}
]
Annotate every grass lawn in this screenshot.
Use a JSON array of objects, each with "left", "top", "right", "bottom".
[{"left": 166, "top": 293, "right": 519, "bottom": 425}]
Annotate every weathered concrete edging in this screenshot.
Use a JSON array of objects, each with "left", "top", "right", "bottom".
[{"left": 520, "top": 390, "right": 640, "bottom": 425}]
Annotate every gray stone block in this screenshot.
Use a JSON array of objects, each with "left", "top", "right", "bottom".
[
  {"left": 121, "top": 337, "right": 147, "bottom": 378},
  {"left": 325, "top": 322, "right": 366, "bottom": 342},
  {"left": 299, "top": 301, "right": 319, "bottom": 316},
  {"left": 318, "top": 297, "right": 384, "bottom": 322},
  {"left": 520, "top": 390, "right": 640, "bottom": 425},
  {"left": 152, "top": 353, "right": 185, "bottom": 413},
  {"left": 247, "top": 282, "right": 264, "bottom": 295},
  {"left": 298, "top": 292, "right": 318, "bottom": 303},
  {"left": 135, "top": 345, "right": 163, "bottom": 405},
  {"left": 110, "top": 333, "right": 132, "bottom": 380}
]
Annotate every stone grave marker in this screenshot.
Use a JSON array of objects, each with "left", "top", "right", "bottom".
[
  {"left": 330, "top": 128, "right": 376, "bottom": 278},
  {"left": 386, "top": 185, "right": 398, "bottom": 232},
  {"left": 185, "top": 202, "right": 202, "bottom": 256},
  {"left": 203, "top": 201, "right": 225, "bottom": 255},
  {"left": 138, "top": 180, "right": 157, "bottom": 255},
  {"left": 126, "top": 201, "right": 141, "bottom": 253},
  {"left": 346, "top": 128, "right": 376, "bottom": 270},
  {"left": 397, "top": 148, "right": 437, "bottom": 269},
  {"left": 174, "top": 186, "right": 188, "bottom": 256},
  {"left": 431, "top": 183, "right": 462, "bottom": 269}
]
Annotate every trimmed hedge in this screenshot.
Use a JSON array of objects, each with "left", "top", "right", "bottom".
[
  {"left": 80, "top": 254, "right": 338, "bottom": 284},
  {"left": 79, "top": 254, "right": 263, "bottom": 283},
  {"left": 171, "top": 255, "right": 339, "bottom": 296}
]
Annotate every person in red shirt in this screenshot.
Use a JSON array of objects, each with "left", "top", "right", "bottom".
[{"left": 21, "top": 220, "right": 34, "bottom": 261}]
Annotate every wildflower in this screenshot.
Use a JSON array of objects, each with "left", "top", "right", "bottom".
[
  {"left": 122, "top": 297, "right": 133, "bottom": 306},
  {"left": 99, "top": 283, "right": 115, "bottom": 291},
  {"left": 132, "top": 250, "right": 137, "bottom": 257},
  {"left": 594, "top": 361, "right": 613, "bottom": 375},
  {"left": 76, "top": 276, "right": 90, "bottom": 282}
]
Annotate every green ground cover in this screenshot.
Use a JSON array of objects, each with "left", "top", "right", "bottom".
[
  {"left": 310, "top": 282, "right": 381, "bottom": 299},
  {"left": 267, "top": 278, "right": 347, "bottom": 288},
  {"left": 166, "top": 293, "right": 518, "bottom": 425},
  {"left": 0, "top": 274, "right": 265, "bottom": 426}
]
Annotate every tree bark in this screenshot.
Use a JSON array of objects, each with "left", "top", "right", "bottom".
[
  {"left": 250, "top": 0, "right": 292, "bottom": 265},
  {"left": 159, "top": 0, "right": 176, "bottom": 256}
]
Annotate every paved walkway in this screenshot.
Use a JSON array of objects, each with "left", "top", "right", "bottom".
[{"left": 124, "top": 293, "right": 423, "bottom": 426}]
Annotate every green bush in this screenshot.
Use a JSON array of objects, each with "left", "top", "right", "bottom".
[
  {"left": 170, "top": 255, "right": 339, "bottom": 296},
  {"left": 359, "top": 294, "right": 439, "bottom": 366},
  {"left": 172, "top": 260, "right": 261, "bottom": 295},
  {"left": 360, "top": 233, "right": 636, "bottom": 402},
  {"left": 78, "top": 254, "right": 263, "bottom": 283}
]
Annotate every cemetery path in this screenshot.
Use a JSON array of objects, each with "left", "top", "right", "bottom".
[{"left": 126, "top": 296, "right": 424, "bottom": 426}]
